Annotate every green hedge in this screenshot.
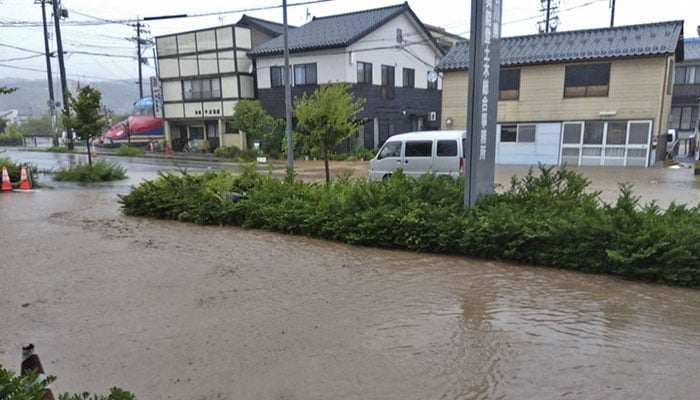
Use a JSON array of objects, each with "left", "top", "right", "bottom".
[
  {"left": 118, "top": 165, "right": 700, "bottom": 288},
  {"left": 0, "top": 156, "right": 38, "bottom": 185},
  {"left": 52, "top": 160, "right": 127, "bottom": 182},
  {"left": 0, "top": 131, "right": 23, "bottom": 145}
]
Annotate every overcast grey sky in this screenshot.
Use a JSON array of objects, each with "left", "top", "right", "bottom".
[{"left": 1, "top": 0, "right": 699, "bottom": 83}]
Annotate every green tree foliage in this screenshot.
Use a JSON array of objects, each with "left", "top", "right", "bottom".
[
  {"left": 16, "top": 114, "right": 58, "bottom": 137},
  {"left": 65, "top": 86, "right": 107, "bottom": 165},
  {"left": 230, "top": 99, "right": 277, "bottom": 150},
  {"left": 1, "top": 364, "right": 135, "bottom": 400},
  {"left": 293, "top": 83, "right": 365, "bottom": 184},
  {"left": 0, "top": 365, "right": 55, "bottom": 400}
]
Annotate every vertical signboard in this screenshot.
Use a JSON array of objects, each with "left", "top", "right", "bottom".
[
  {"left": 150, "top": 76, "right": 164, "bottom": 118},
  {"left": 465, "top": 0, "right": 502, "bottom": 206}
]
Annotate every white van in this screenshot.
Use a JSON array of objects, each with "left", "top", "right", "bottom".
[{"left": 368, "top": 130, "right": 466, "bottom": 181}]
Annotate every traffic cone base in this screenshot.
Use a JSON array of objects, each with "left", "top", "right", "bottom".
[
  {"left": 19, "top": 164, "right": 31, "bottom": 190},
  {"left": 1, "top": 166, "right": 12, "bottom": 191}
]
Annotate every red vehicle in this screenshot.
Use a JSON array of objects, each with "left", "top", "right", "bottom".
[{"left": 102, "top": 96, "right": 164, "bottom": 147}]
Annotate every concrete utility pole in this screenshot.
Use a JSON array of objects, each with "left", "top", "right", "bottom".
[
  {"left": 52, "top": 0, "right": 73, "bottom": 150},
  {"left": 610, "top": 0, "right": 616, "bottom": 27},
  {"left": 465, "top": 0, "right": 502, "bottom": 206},
  {"left": 129, "top": 19, "right": 151, "bottom": 99},
  {"left": 539, "top": 0, "right": 559, "bottom": 33},
  {"left": 283, "top": 0, "right": 294, "bottom": 170},
  {"left": 37, "top": 0, "right": 57, "bottom": 146}
]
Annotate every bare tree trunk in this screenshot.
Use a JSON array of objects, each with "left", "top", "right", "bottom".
[
  {"left": 87, "top": 142, "right": 93, "bottom": 166},
  {"left": 323, "top": 147, "right": 331, "bottom": 185}
]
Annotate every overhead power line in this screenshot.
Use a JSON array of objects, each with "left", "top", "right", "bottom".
[{"left": 0, "top": 0, "right": 338, "bottom": 27}]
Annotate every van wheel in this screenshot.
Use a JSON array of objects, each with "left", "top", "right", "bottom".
[{"left": 382, "top": 174, "right": 392, "bottom": 181}]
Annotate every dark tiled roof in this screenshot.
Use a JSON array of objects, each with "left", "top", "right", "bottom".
[
  {"left": 248, "top": 2, "right": 440, "bottom": 57},
  {"left": 685, "top": 38, "right": 700, "bottom": 61},
  {"left": 437, "top": 20, "right": 684, "bottom": 71},
  {"left": 237, "top": 15, "right": 291, "bottom": 37}
]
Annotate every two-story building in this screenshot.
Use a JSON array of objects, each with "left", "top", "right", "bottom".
[
  {"left": 437, "top": 20, "right": 684, "bottom": 167},
  {"left": 154, "top": 15, "right": 288, "bottom": 151},
  {"left": 670, "top": 37, "right": 700, "bottom": 151},
  {"left": 247, "top": 2, "right": 445, "bottom": 150}
]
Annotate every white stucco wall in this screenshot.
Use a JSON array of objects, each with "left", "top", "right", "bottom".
[{"left": 254, "top": 11, "right": 442, "bottom": 90}]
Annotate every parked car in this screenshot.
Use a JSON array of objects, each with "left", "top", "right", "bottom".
[{"left": 368, "top": 130, "right": 466, "bottom": 181}]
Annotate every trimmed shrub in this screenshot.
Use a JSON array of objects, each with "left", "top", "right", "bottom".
[
  {"left": 116, "top": 145, "right": 146, "bottom": 156},
  {"left": 213, "top": 145, "right": 241, "bottom": 159},
  {"left": 53, "top": 160, "right": 127, "bottom": 182},
  {"left": 118, "top": 165, "right": 700, "bottom": 288},
  {"left": 0, "top": 130, "right": 23, "bottom": 145}
]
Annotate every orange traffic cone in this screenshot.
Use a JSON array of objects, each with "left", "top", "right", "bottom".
[
  {"left": 21, "top": 344, "right": 55, "bottom": 400},
  {"left": 1, "top": 165, "right": 12, "bottom": 191},
  {"left": 19, "top": 164, "right": 31, "bottom": 190}
]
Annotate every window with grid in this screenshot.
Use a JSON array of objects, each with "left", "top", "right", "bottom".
[
  {"left": 675, "top": 66, "right": 700, "bottom": 84},
  {"left": 499, "top": 69, "right": 520, "bottom": 100},
  {"left": 357, "top": 62, "right": 372, "bottom": 84},
  {"left": 670, "top": 106, "right": 699, "bottom": 130},
  {"left": 182, "top": 77, "right": 221, "bottom": 100},
  {"left": 564, "top": 63, "right": 610, "bottom": 98},
  {"left": 294, "top": 63, "right": 317, "bottom": 85},
  {"left": 402, "top": 68, "right": 415, "bottom": 88},
  {"left": 500, "top": 124, "right": 535, "bottom": 142},
  {"left": 381, "top": 65, "right": 395, "bottom": 99},
  {"left": 270, "top": 66, "right": 284, "bottom": 88}
]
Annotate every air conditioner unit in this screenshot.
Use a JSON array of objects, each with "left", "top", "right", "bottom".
[{"left": 428, "top": 111, "right": 437, "bottom": 121}]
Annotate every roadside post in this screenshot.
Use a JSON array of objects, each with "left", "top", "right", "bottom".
[{"left": 464, "top": 0, "right": 502, "bottom": 206}]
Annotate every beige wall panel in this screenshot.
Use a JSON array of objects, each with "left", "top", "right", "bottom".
[
  {"left": 198, "top": 54, "right": 219, "bottom": 75},
  {"left": 217, "top": 27, "right": 234, "bottom": 48},
  {"left": 159, "top": 58, "right": 179, "bottom": 79},
  {"left": 184, "top": 102, "right": 203, "bottom": 118},
  {"left": 196, "top": 30, "right": 216, "bottom": 52},
  {"left": 222, "top": 100, "right": 237, "bottom": 117},
  {"left": 440, "top": 72, "right": 468, "bottom": 129},
  {"left": 178, "top": 33, "right": 196, "bottom": 53},
  {"left": 162, "top": 81, "right": 182, "bottom": 102},
  {"left": 235, "top": 27, "right": 252, "bottom": 49},
  {"left": 239, "top": 75, "right": 255, "bottom": 99},
  {"left": 157, "top": 36, "right": 177, "bottom": 57},
  {"left": 221, "top": 76, "right": 239, "bottom": 98},
  {"left": 179, "top": 56, "right": 198, "bottom": 77},
  {"left": 218, "top": 50, "right": 236, "bottom": 73},
  {"left": 441, "top": 57, "right": 670, "bottom": 135},
  {"left": 201, "top": 101, "right": 223, "bottom": 117},
  {"left": 237, "top": 51, "right": 252, "bottom": 74},
  {"left": 499, "top": 58, "right": 667, "bottom": 123},
  {"left": 164, "top": 103, "right": 183, "bottom": 119}
]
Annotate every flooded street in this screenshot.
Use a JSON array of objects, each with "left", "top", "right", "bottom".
[{"left": 1, "top": 154, "right": 700, "bottom": 399}]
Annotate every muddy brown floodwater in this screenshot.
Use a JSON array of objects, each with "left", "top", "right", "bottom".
[{"left": 1, "top": 163, "right": 700, "bottom": 400}]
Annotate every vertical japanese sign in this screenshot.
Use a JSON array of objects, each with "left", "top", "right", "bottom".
[
  {"left": 150, "top": 76, "right": 164, "bottom": 118},
  {"left": 465, "top": 0, "right": 502, "bottom": 206}
]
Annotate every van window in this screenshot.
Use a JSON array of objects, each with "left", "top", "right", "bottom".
[
  {"left": 377, "top": 141, "right": 401, "bottom": 159},
  {"left": 405, "top": 140, "right": 432, "bottom": 157},
  {"left": 436, "top": 140, "right": 457, "bottom": 156}
]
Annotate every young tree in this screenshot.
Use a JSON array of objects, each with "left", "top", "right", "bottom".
[
  {"left": 16, "top": 114, "right": 56, "bottom": 137},
  {"left": 65, "top": 86, "right": 106, "bottom": 165},
  {"left": 0, "top": 86, "right": 17, "bottom": 95},
  {"left": 230, "top": 99, "right": 275, "bottom": 149},
  {"left": 293, "top": 82, "right": 365, "bottom": 184}
]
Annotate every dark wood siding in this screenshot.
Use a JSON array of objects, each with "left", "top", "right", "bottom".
[{"left": 257, "top": 85, "right": 442, "bottom": 150}]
